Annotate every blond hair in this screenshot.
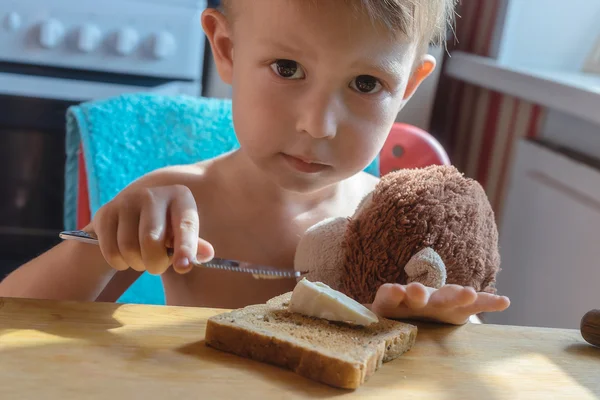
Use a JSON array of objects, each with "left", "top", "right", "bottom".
[{"left": 220, "top": 0, "right": 457, "bottom": 48}]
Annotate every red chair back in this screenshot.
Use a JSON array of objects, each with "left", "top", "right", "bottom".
[{"left": 379, "top": 123, "right": 450, "bottom": 176}]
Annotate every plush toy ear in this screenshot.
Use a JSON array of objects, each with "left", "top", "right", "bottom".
[
  {"left": 404, "top": 247, "right": 447, "bottom": 289},
  {"left": 294, "top": 217, "right": 349, "bottom": 290}
]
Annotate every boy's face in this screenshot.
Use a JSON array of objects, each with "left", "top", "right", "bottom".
[{"left": 204, "top": 0, "right": 434, "bottom": 193}]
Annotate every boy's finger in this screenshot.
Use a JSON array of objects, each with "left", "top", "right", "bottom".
[
  {"left": 169, "top": 191, "right": 200, "bottom": 272},
  {"left": 95, "top": 211, "right": 129, "bottom": 271},
  {"left": 117, "top": 209, "right": 145, "bottom": 272},
  {"left": 404, "top": 282, "right": 429, "bottom": 309},
  {"left": 371, "top": 283, "right": 405, "bottom": 313},
  {"left": 139, "top": 203, "right": 170, "bottom": 275},
  {"left": 196, "top": 237, "right": 215, "bottom": 263},
  {"left": 429, "top": 285, "right": 477, "bottom": 308},
  {"left": 461, "top": 294, "right": 511, "bottom": 315},
  {"left": 173, "top": 238, "right": 214, "bottom": 275}
]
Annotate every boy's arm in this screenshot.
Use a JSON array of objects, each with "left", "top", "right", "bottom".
[{"left": 0, "top": 237, "right": 117, "bottom": 301}]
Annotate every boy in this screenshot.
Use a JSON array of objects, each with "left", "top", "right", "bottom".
[{"left": 0, "top": 0, "right": 509, "bottom": 325}]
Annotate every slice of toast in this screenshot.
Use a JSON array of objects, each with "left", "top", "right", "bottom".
[{"left": 205, "top": 292, "right": 417, "bottom": 389}]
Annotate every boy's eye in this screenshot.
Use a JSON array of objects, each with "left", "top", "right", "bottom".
[
  {"left": 270, "top": 59, "right": 305, "bottom": 79},
  {"left": 350, "top": 75, "right": 382, "bottom": 94}
]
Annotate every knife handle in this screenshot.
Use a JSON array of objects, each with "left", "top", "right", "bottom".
[
  {"left": 581, "top": 309, "right": 600, "bottom": 347},
  {"left": 61, "top": 230, "right": 176, "bottom": 257}
]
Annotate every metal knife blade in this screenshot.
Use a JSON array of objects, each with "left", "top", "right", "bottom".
[{"left": 59, "top": 230, "right": 307, "bottom": 279}]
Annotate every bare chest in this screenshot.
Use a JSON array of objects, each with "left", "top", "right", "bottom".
[
  {"left": 160, "top": 170, "right": 375, "bottom": 308},
  {"left": 162, "top": 202, "right": 332, "bottom": 308}
]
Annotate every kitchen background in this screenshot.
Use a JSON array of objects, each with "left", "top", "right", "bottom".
[{"left": 1, "top": 0, "right": 599, "bottom": 330}]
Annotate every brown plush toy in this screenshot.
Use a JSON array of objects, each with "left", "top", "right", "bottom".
[{"left": 294, "top": 165, "right": 501, "bottom": 305}]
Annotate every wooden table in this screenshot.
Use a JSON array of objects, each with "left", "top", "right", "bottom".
[{"left": 0, "top": 297, "right": 598, "bottom": 399}]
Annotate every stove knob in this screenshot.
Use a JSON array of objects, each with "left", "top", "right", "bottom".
[
  {"left": 4, "top": 12, "right": 22, "bottom": 31},
  {"left": 150, "top": 31, "right": 176, "bottom": 59},
  {"left": 115, "top": 27, "right": 139, "bottom": 56},
  {"left": 76, "top": 24, "right": 102, "bottom": 53},
  {"left": 39, "top": 19, "right": 65, "bottom": 49}
]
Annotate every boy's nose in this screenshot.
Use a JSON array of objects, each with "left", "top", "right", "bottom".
[{"left": 295, "top": 93, "right": 340, "bottom": 139}]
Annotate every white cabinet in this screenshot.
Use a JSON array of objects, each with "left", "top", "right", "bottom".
[
  {"left": 491, "top": 0, "right": 600, "bottom": 71},
  {"left": 485, "top": 139, "right": 600, "bottom": 329}
]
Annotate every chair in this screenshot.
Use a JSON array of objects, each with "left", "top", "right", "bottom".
[
  {"left": 66, "top": 94, "right": 448, "bottom": 305},
  {"left": 379, "top": 123, "right": 450, "bottom": 175}
]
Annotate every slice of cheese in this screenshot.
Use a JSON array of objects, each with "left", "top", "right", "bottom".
[{"left": 289, "top": 278, "right": 379, "bottom": 326}]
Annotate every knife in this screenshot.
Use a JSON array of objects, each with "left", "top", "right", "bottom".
[{"left": 59, "top": 230, "right": 307, "bottom": 280}]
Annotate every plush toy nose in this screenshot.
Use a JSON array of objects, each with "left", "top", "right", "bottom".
[{"left": 404, "top": 247, "right": 447, "bottom": 289}]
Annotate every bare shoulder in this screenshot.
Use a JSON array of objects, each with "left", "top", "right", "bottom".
[
  {"left": 133, "top": 161, "right": 210, "bottom": 186},
  {"left": 348, "top": 171, "right": 380, "bottom": 196},
  {"left": 128, "top": 156, "right": 226, "bottom": 193},
  {"left": 334, "top": 171, "right": 380, "bottom": 216}
]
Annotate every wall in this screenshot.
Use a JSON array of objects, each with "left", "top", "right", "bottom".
[{"left": 495, "top": 0, "right": 600, "bottom": 71}]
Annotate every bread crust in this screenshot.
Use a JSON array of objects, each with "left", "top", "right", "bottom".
[{"left": 205, "top": 293, "right": 417, "bottom": 389}]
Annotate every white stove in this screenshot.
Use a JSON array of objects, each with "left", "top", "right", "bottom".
[{"left": 0, "top": 0, "right": 207, "bottom": 100}]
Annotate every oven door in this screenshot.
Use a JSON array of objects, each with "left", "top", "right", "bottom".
[{"left": 0, "top": 71, "right": 193, "bottom": 275}]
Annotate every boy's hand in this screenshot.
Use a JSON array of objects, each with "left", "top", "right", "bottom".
[
  {"left": 91, "top": 185, "right": 214, "bottom": 275},
  {"left": 369, "top": 283, "right": 510, "bottom": 325}
]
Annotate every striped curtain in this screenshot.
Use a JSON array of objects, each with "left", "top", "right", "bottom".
[{"left": 431, "top": 0, "right": 546, "bottom": 219}]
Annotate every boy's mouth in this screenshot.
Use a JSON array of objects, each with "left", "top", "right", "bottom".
[{"left": 281, "top": 153, "right": 330, "bottom": 174}]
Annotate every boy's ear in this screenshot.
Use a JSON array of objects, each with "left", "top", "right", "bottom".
[
  {"left": 201, "top": 8, "right": 234, "bottom": 85},
  {"left": 403, "top": 54, "right": 436, "bottom": 101}
]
